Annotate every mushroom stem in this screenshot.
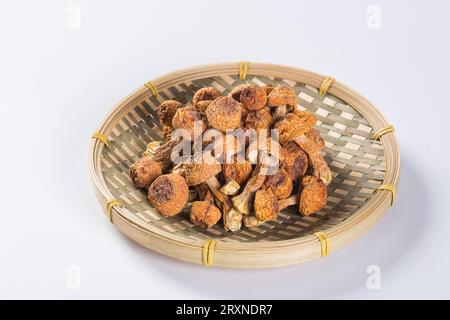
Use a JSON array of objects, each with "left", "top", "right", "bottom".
[
  {"left": 293, "top": 135, "right": 332, "bottom": 186},
  {"left": 151, "top": 138, "right": 181, "bottom": 172},
  {"left": 206, "top": 176, "right": 233, "bottom": 213},
  {"left": 278, "top": 195, "right": 298, "bottom": 210},
  {"left": 231, "top": 160, "right": 268, "bottom": 214},
  {"left": 220, "top": 179, "right": 241, "bottom": 195},
  {"left": 223, "top": 208, "right": 243, "bottom": 232}
]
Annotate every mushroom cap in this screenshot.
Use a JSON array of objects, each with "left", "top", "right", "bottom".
[
  {"left": 193, "top": 87, "right": 221, "bottom": 107},
  {"left": 245, "top": 107, "right": 274, "bottom": 133},
  {"left": 180, "top": 154, "right": 222, "bottom": 186},
  {"left": 263, "top": 170, "right": 293, "bottom": 200},
  {"left": 240, "top": 85, "right": 267, "bottom": 111},
  {"left": 157, "top": 100, "right": 183, "bottom": 127},
  {"left": 129, "top": 156, "right": 162, "bottom": 189},
  {"left": 206, "top": 96, "right": 242, "bottom": 132},
  {"left": 254, "top": 190, "right": 279, "bottom": 221},
  {"left": 148, "top": 173, "right": 189, "bottom": 217},
  {"left": 223, "top": 158, "right": 253, "bottom": 185},
  {"left": 189, "top": 201, "right": 222, "bottom": 228},
  {"left": 299, "top": 175, "right": 327, "bottom": 216},
  {"left": 267, "top": 86, "right": 296, "bottom": 107},
  {"left": 274, "top": 111, "right": 317, "bottom": 145},
  {"left": 229, "top": 84, "right": 251, "bottom": 102},
  {"left": 305, "top": 128, "right": 325, "bottom": 151},
  {"left": 280, "top": 142, "right": 308, "bottom": 181},
  {"left": 172, "top": 105, "right": 207, "bottom": 140}
]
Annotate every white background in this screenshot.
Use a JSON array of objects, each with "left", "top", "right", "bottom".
[{"left": 1, "top": 0, "right": 449, "bottom": 299}]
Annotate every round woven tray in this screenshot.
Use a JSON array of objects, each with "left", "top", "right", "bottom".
[{"left": 90, "top": 62, "right": 400, "bottom": 268}]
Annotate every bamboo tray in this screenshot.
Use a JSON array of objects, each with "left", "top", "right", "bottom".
[{"left": 90, "top": 62, "right": 400, "bottom": 268}]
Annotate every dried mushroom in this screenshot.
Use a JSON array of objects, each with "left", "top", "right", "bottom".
[
  {"left": 294, "top": 135, "right": 332, "bottom": 186},
  {"left": 192, "top": 87, "right": 221, "bottom": 112},
  {"left": 262, "top": 170, "right": 293, "bottom": 200},
  {"left": 189, "top": 201, "right": 222, "bottom": 228},
  {"left": 280, "top": 142, "right": 308, "bottom": 181},
  {"left": 267, "top": 86, "right": 297, "bottom": 120},
  {"left": 274, "top": 111, "right": 317, "bottom": 145},
  {"left": 148, "top": 173, "right": 189, "bottom": 217},
  {"left": 245, "top": 107, "right": 274, "bottom": 134},
  {"left": 173, "top": 153, "right": 222, "bottom": 187},
  {"left": 129, "top": 156, "right": 162, "bottom": 189},
  {"left": 305, "top": 128, "right": 325, "bottom": 150},
  {"left": 132, "top": 83, "right": 331, "bottom": 232},
  {"left": 220, "top": 179, "right": 241, "bottom": 196},
  {"left": 172, "top": 105, "right": 207, "bottom": 141},
  {"left": 231, "top": 159, "right": 269, "bottom": 214},
  {"left": 299, "top": 176, "right": 327, "bottom": 216},
  {"left": 222, "top": 157, "right": 253, "bottom": 185},
  {"left": 206, "top": 96, "right": 242, "bottom": 132},
  {"left": 254, "top": 190, "right": 279, "bottom": 221},
  {"left": 150, "top": 137, "right": 182, "bottom": 172},
  {"left": 240, "top": 85, "right": 267, "bottom": 111},
  {"left": 229, "top": 84, "right": 251, "bottom": 102}
]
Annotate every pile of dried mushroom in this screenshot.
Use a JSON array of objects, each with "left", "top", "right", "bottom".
[{"left": 129, "top": 84, "right": 332, "bottom": 232}]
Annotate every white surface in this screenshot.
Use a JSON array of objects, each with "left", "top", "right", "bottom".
[{"left": 1, "top": 0, "right": 449, "bottom": 299}]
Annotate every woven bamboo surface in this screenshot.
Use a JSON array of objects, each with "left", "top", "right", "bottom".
[{"left": 90, "top": 62, "right": 400, "bottom": 268}]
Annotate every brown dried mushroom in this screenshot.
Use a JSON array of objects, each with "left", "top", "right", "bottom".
[
  {"left": 206, "top": 96, "right": 242, "bottom": 132},
  {"left": 254, "top": 192, "right": 298, "bottom": 222},
  {"left": 172, "top": 105, "right": 207, "bottom": 141},
  {"left": 157, "top": 100, "right": 183, "bottom": 127},
  {"left": 299, "top": 175, "right": 327, "bottom": 216},
  {"left": 189, "top": 201, "right": 222, "bottom": 228},
  {"left": 148, "top": 173, "right": 189, "bottom": 217},
  {"left": 244, "top": 196, "right": 297, "bottom": 227},
  {"left": 192, "top": 87, "right": 221, "bottom": 112},
  {"left": 245, "top": 107, "right": 274, "bottom": 134},
  {"left": 173, "top": 153, "right": 222, "bottom": 187},
  {"left": 149, "top": 137, "right": 182, "bottom": 172},
  {"left": 254, "top": 190, "right": 279, "bottom": 221},
  {"left": 262, "top": 170, "right": 293, "bottom": 200},
  {"left": 222, "top": 157, "right": 253, "bottom": 186},
  {"left": 129, "top": 156, "right": 162, "bottom": 189},
  {"left": 280, "top": 142, "right": 309, "bottom": 181},
  {"left": 231, "top": 159, "right": 269, "bottom": 214},
  {"left": 240, "top": 85, "right": 267, "bottom": 111},
  {"left": 305, "top": 128, "right": 325, "bottom": 150},
  {"left": 229, "top": 84, "right": 251, "bottom": 102},
  {"left": 267, "top": 86, "right": 297, "bottom": 120},
  {"left": 294, "top": 134, "right": 332, "bottom": 186},
  {"left": 274, "top": 110, "right": 317, "bottom": 145}
]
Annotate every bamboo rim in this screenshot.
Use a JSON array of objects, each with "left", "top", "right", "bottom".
[{"left": 89, "top": 62, "right": 400, "bottom": 268}]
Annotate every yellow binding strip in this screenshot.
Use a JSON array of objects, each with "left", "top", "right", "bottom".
[
  {"left": 106, "top": 199, "right": 122, "bottom": 224},
  {"left": 314, "top": 232, "right": 330, "bottom": 257},
  {"left": 319, "top": 76, "right": 335, "bottom": 96},
  {"left": 202, "top": 239, "right": 217, "bottom": 267},
  {"left": 91, "top": 132, "right": 109, "bottom": 147},
  {"left": 372, "top": 125, "right": 395, "bottom": 140},
  {"left": 239, "top": 61, "right": 249, "bottom": 80},
  {"left": 378, "top": 184, "right": 397, "bottom": 206},
  {"left": 144, "top": 81, "right": 159, "bottom": 98}
]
